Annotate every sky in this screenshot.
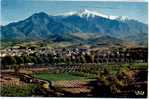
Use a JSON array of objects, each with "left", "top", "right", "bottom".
[
  {"left": 21, "top": 0, "right": 148, "bottom": 2},
  {"left": 1, "top": 0, "right": 148, "bottom": 25}
]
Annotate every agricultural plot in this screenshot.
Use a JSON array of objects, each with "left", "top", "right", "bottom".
[
  {"left": 33, "top": 72, "right": 87, "bottom": 81},
  {"left": 30, "top": 63, "right": 148, "bottom": 97},
  {"left": 0, "top": 73, "right": 37, "bottom": 96},
  {"left": 0, "top": 62, "right": 147, "bottom": 97},
  {"left": 33, "top": 63, "right": 148, "bottom": 82},
  {"left": 53, "top": 80, "right": 93, "bottom": 95}
]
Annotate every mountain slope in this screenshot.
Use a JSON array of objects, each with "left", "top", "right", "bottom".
[{"left": 1, "top": 9, "right": 148, "bottom": 46}]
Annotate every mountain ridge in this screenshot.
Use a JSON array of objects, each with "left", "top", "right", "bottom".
[{"left": 1, "top": 10, "right": 148, "bottom": 47}]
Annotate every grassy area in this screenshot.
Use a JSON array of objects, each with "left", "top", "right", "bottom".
[
  {"left": 33, "top": 72, "right": 86, "bottom": 81},
  {"left": 131, "top": 63, "right": 148, "bottom": 69},
  {"left": 1, "top": 84, "right": 36, "bottom": 97}
]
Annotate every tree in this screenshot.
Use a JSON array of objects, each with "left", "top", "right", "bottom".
[
  {"left": 14, "top": 56, "right": 24, "bottom": 65},
  {"left": 48, "top": 54, "right": 54, "bottom": 64},
  {"left": 22, "top": 55, "right": 31, "bottom": 64},
  {"left": 80, "top": 55, "right": 86, "bottom": 63},
  {"left": 30, "top": 56, "right": 38, "bottom": 64},
  {"left": 1, "top": 55, "right": 16, "bottom": 69}
]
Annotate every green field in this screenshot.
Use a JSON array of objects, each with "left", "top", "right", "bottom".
[
  {"left": 33, "top": 72, "right": 86, "bottom": 81},
  {"left": 33, "top": 63, "right": 148, "bottom": 81}
]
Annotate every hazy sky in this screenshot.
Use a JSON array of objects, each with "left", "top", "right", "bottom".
[{"left": 1, "top": 0, "right": 148, "bottom": 25}]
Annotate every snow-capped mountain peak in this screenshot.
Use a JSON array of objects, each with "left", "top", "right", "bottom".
[
  {"left": 62, "top": 9, "right": 108, "bottom": 18},
  {"left": 75, "top": 9, "right": 108, "bottom": 18},
  {"left": 57, "top": 9, "right": 128, "bottom": 21}
]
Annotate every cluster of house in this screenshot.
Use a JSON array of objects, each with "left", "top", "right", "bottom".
[
  {"left": 0, "top": 47, "right": 90, "bottom": 58},
  {"left": 0, "top": 48, "right": 35, "bottom": 57},
  {"left": 0, "top": 47, "right": 147, "bottom": 63}
]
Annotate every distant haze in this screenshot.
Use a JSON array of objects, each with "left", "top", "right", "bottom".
[{"left": 1, "top": 0, "right": 148, "bottom": 25}]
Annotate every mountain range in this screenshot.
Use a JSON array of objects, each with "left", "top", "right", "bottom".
[{"left": 1, "top": 9, "right": 148, "bottom": 47}]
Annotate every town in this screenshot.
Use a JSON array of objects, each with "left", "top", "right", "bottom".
[{"left": 1, "top": 46, "right": 147, "bottom": 66}]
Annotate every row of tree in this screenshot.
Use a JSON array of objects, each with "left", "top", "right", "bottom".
[{"left": 1, "top": 48, "right": 147, "bottom": 69}]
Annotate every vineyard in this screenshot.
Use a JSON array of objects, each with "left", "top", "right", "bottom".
[
  {"left": 0, "top": 73, "right": 37, "bottom": 96},
  {"left": 0, "top": 62, "right": 147, "bottom": 97}
]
